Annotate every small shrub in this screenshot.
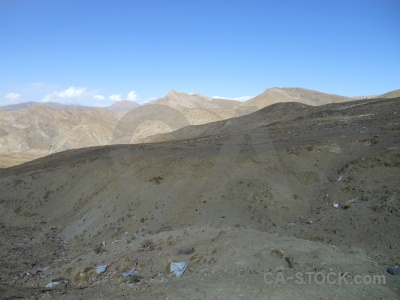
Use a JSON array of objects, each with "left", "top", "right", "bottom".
[{"left": 141, "top": 239, "right": 153, "bottom": 248}]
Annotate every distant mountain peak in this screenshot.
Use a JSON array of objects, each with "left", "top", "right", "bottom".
[
  {"left": 167, "top": 89, "right": 179, "bottom": 95},
  {"left": 0, "top": 101, "right": 88, "bottom": 111},
  {"left": 150, "top": 90, "right": 215, "bottom": 110},
  {"left": 240, "top": 87, "right": 352, "bottom": 110},
  {"left": 166, "top": 89, "right": 198, "bottom": 98},
  {"left": 104, "top": 100, "right": 140, "bottom": 112}
]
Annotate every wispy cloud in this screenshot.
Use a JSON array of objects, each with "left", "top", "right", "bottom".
[
  {"left": 5, "top": 92, "right": 21, "bottom": 100},
  {"left": 127, "top": 91, "right": 137, "bottom": 101},
  {"left": 93, "top": 94, "right": 105, "bottom": 101},
  {"left": 42, "top": 86, "right": 87, "bottom": 103},
  {"left": 212, "top": 95, "right": 253, "bottom": 102},
  {"left": 109, "top": 94, "right": 122, "bottom": 102},
  {"left": 233, "top": 96, "right": 253, "bottom": 101}
]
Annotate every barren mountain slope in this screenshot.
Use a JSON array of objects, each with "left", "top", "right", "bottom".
[
  {"left": 110, "top": 92, "right": 241, "bottom": 143},
  {"left": 0, "top": 92, "right": 240, "bottom": 167},
  {"left": 0, "top": 104, "right": 234, "bottom": 167},
  {"left": 377, "top": 89, "right": 400, "bottom": 99},
  {"left": 210, "top": 98, "right": 241, "bottom": 109},
  {"left": 1, "top": 88, "right": 390, "bottom": 168},
  {"left": 108, "top": 104, "right": 238, "bottom": 144},
  {"left": 144, "top": 102, "right": 312, "bottom": 144},
  {"left": 239, "top": 87, "right": 352, "bottom": 111},
  {"left": 0, "top": 97, "right": 399, "bottom": 299},
  {"left": 0, "top": 106, "right": 120, "bottom": 167},
  {"left": 145, "top": 98, "right": 385, "bottom": 144},
  {"left": 103, "top": 100, "right": 140, "bottom": 112},
  {"left": 152, "top": 90, "right": 220, "bottom": 110}
]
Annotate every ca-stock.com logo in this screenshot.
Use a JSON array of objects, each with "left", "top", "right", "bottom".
[{"left": 264, "top": 271, "right": 387, "bottom": 285}]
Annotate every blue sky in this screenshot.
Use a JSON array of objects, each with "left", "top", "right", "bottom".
[{"left": 1, "top": 0, "right": 399, "bottom": 106}]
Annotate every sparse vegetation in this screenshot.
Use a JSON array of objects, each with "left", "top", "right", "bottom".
[
  {"left": 149, "top": 176, "right": 163, "bottom": 184},
  {"left": 310, "top": 235, "right": 328, "bottom": 243},
  {"left": 271, "top": 249, "right": 284, "bottom": 258},
  {"left": 71, "top": 267, "right": 93, "bottom": 284},
  {"left": 141, "top": 239, "right": 153, "bottom": 248}
]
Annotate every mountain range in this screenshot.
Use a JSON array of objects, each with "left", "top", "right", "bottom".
[
  {"left": 1, "top": 95, "right": 399, "bottom": 298},
  {"left": 0, "top": 87, "right": 398, "bottom": 168}
]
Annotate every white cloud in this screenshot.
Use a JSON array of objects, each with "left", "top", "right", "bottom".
[
  {"left": 42, "top": 86, "right": 87, "bottom": 102},
  {"left": 127, "top": 91, "right": 137, "bottom": 101},
  {"left": 93, "top": 94, "right": 105, "bottom": 101},
  {"left": 212, "top": 95, "right": 253, "bottom": 102},
  {"left": 5, "top": 92, "right": 21, "bottom": 100},
  {"left": 234, "top": 96, "right": 253, "bottom": 101},
  {"left": 109, "top": 94, "right": 122, "bottom": 102},
  {"left": 57, "top": 86, "right": 86, "bottom": 98}
]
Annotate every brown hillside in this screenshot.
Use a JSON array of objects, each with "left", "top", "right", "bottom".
[
  {"left": 152, "top": 90, "right": 220, "bottom": 110},
  {"left": 377, "top": 89, "right": 400, "bottom": 99},
  {"left": 240, "top": 87, "right": 352, "bottom": 111}
]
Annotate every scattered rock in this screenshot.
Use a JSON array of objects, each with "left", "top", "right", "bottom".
[
  {"left": 156, "top": 225, "right": 172, "bottom": 233},
  {"left": 285, "top": 256, "right": 294, "bottom": 269},
  {"left": 122, "top": 269, "right": 139, "bottom": 277},
  {"left": 45, "top": 281, "right": 60, "bottom": 288},
  {"left": 96, "top": 265, "right": 107, "bottom": 274},
  {"left": 127, "top": 275, "right": 143, "bottom": 282},
  {"left": 170, "top": 261, "right": 187, "bottom": 277},
  {"left": 387, "top": 266, "right": 400, "bottom": 275},
  {"left": 274, "top": 265, "right": 285, "bottom": 273},
  {"left": 178, "top": 247, "right": 195, "bottom": 255}
]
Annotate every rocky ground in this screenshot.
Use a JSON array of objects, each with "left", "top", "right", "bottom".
[{"left": 0, "top": 97, "right": 399, "bottom": 299}]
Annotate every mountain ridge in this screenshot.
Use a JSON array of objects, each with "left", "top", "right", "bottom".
[
  {"left": 2, "top": 87, "right": 399, "bottom": 112},
  {"left": 0, "top": 87, "right": 398, "bottom": 167}
]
